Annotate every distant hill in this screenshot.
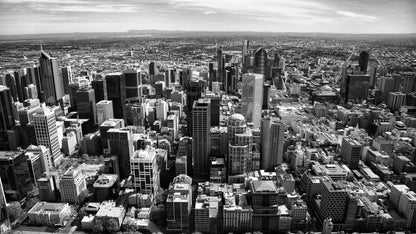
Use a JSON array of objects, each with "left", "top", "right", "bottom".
[{"left": 0, "top": 30, "right": 415, "bottom": 41}]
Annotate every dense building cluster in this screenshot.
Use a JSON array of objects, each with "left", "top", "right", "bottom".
[{"left": 0, "top": 34, "right": 416, "bottom": 233}]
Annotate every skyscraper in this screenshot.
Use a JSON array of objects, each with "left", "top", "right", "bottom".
[
  {"left": 39, "top": 51, "right": 64, "bottom": 106},
  {"left": 25, "top": 66, "right": 42, "bottom": 102},
  {"left": 130, "top": 147, "right": 160, "bottom": 194},
  {"left": 124, "top": 70, "right": 142, "bottom": 98},
  {"left": 359, "top": 51, "right": 369, "bottom": 74},
  {"left": 75, "top": 87, "right": 96, "bottom": 132},
  {"left": 320, "top": 182, "right": 348, "bottom": 223},
  {"left": 167, "top": 174, "right": 193, "bottom": 231},
  {"left": 403, "top": 72, "right": 416, "bottom": 94},
  {"left": 107, "top": 128, "right": 134, "bottom": 179},
  {"left": 254, "top": 48, "right": 267, "bottom": 78},
  {"left": 4, "top": 73, "right": 17, "bottom": 101},
  {"left": 96, "top": 100, "right": 114, "bottom": 125},
  {"left": 340, "top": 137, "right": 362, "bottom": 170},
  {"left": 192, "top": 98, "right": 211, "bottom": 181},
  {"left": 387, "top": 92, "right": 406, "bottom": 111},
  {"left": 241, "top": 73, "right": 264, "bottom": 128},
  {"left": 149, "top": 61, "right": 157, "bottom": 85},
  {"left": 91, "top": 78, "right": 107, "bottom": 103},
  {"left": 106, "top": 73, "right": 126, "bottom": 120},
  {"left": 0, "top": 86, "right": 15, "bottom": 150},
  {"left": 60, "top": 66, "right": 72, "bottom": 94},
  {"left": 203, "top": 92, "right": 220, "bottom": 127},
  {"left": 242, "top": 40, "right": 250, "bottom": 73},
  {"left": 343, "top": 74, "right": 370, "bottom": 103},
  {"left": 379, "top": 76, "right": 395, "bottom": 103},
  {"left": 186, "top": 80, "right": 202, "bottom": 136},
  {"left": 33, "top": 106, "right": 61, "bottom": 168},
  {"left": 261, "top": 118, "right": 285, "bottom": 170},
  {"left": 217, "top": 46, "right": 224, "bottom": 85}
]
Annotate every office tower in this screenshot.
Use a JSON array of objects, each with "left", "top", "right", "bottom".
[
  {"left": 106, "top": 73, "right": 126, "bottom": 120},
  {"left": 91, "top": 78, "right": 107, "bottom": 103},
  {"left": 241, "top": 73, "right": 264, "bottom": 128},
  {"left": 195, "top": 195, "right": 222, "bottom": 233},
  {"left": 4, "top": 73, "right": 17, "bottom": 101},
  {"left": 228, "top": 114, "right": 247, "bottom": 144},
  {"left": 167, "top": 68, "right": 176, "bottom": 85},
  {"left": 26, "top": 151, "right": 45, "bottom": 185},
  {"left": 242, "top": 40, "right": 249, "bottom": 67},
  {"left": 39, "top": 51, "right": 64, "bottom": 106},
  {"left": 250, "top": 180, "right": 279, "bottom": 232},
  {"left": 0, "top": 151, "right": 33, "bottom": 200},
  {"left": 379, "top": 76, "right": 395, "bottom": 103},
  {"left": 74, "top": 87, "right": 96, "bottom": 132},
  {"left": 27, "top": 145, "right": 53, "bottom": 172},
  {"left": 263, "top": 82, "right": 271, "bottom": 110},
  {"left": 156, "top": 99, "right": 169, "bottom": 121},
  {"left": 217, "top": 46, "right": 224, "bottom": 85},
  {"left": 342, "top": 74, "right": 370, "bottom": 103},
  {"left": 387, "top": 92, "right": 406, "bottom": 111},
  {"left": 369, "top": 66, "right": 377, "bottom": 88},
  {"left": 60, "top": 66, "right": 72, "bottom": 94},
  {"left": 37, "top": 175, "right": 57, "bottom": 202},
  {"left": 25, "top": 66, "right": 42, "bottom": 102},
  {"left": 130, "top": 147, "right": 160, "bottom": 194},
  {"left": 108, "top": 128, "right": 133, "bottom": 179},
  {"left": 125, "top": 98, "right": 146, "bottom": 127},
  {"left": 254, "top": 48, "right": 267, "bottom": 78},
  {"left": 33, "top": 107, "right": 61, "bottom": 168},
  {"left": 24, "top": 84, "right": 38, "bottom": 99},
  {"left": 167, "top": 175, "right": 193, "bottom": 231},
  {"left": 359, "top": 51, "right": 369, "bottom": 74},
  {"left": 320, "top": 182, "right": 348, "bottom": 223},
  {"left": 403, "top": 72, "right": 416, "bottom": 94},
  {"left": 203, "top": 92, "right": 220, "bottom": 127},
  {"left": 100, "top": 119, "right": 125, "bottom": 151},
  {"left": 0, "top": 86, "right": 15, "bottom": 150},
  {"left": 149, "top": 61, "right": 157, "bottom": 84},
  {"left": 192, "top": 98, "right": 211, "bottom": 182},
  {"left": 261, "top": 118, "right": 285, "bottom": 170},
  {"left": 13, "top": 70, "right": 24, "bottom": 102},
  {"left": 59, "top": 168, "right": 86, "bottom": 203},
  {"left": 124, "top": 70, "right": 142, "bottom": 98},
  {"left": 229, "top": 131, "right": 252, "bottom": 175},
  {"left": 340, "top": 137, "right": 362, "bottom": 170},
  {"left": 96, "top": 100, "right": 114, "bottom": 125},
  {"left": 186, "top": 80, "right": 202, "bottom": 135},
  {"left": 208, "top": 62, "right": 215, "bottom": 90}
]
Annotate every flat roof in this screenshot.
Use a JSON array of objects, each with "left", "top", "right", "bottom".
[{"left": 251, "top": 181, "right": 278, "bottom": 193}]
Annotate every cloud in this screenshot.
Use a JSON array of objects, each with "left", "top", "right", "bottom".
[
  {"left": 336, "top": 11, "right": 378, "bottom": 22},
  {"left": 203, "top": 10, "right": 216, "bottom": 15}
]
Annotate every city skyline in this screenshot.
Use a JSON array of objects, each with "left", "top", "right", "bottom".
[{"left": 0, "top": 0, "right": 415, "bottom": 35}]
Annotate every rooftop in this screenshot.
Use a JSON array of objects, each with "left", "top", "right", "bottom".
[
  {"left": 29, "top": 202, "right": 68, "bottom": 214},
  {"left": 251, "top": 180, "right": 278, "bottom": 193},
  {"left": 0, "top": 151, "right": 25, "bottom": 161},
  {"left": 93, "top": 174, "right": 118, "bottom": 188}
]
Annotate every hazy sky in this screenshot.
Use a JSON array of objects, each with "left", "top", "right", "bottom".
[{"left": 0, "top": 0, "right": 415, "bottom": 35}]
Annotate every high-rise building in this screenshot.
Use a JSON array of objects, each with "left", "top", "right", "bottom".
[
  {"left": 13, "top": 70, "right": 24, "bottom": 102},
  {"left": 342, "top": 74, "right": 370, "bottom": 103},
  {"left": 105, "top": 73, "right": 126, "bottom": 120},
  {"left": 387, "top": 92, "right": 406, "bottom": 111},
  {"left": 33, "top": 107, "right": 61, "bottom": 168},
  {"left": 241, "top": 73, "right": 264, "bottom": 128},
  {"left": 124, "top": 70, "right": 142, "bottom": 98},
  {"left": 107, "top": 128, "right": 133, "bottom": 179},
  {"left": 60, "top": 66, "right": 72, "bottom": 94},
  {"left": 186, "top": 80, "right": 202, "bottom": 136},
  {"left": 379, "top": 76, "right": 395, "bottom": 103},
  {"left": 261, "top": 118, "right": 285, "bottom": 170},
  {"left": 167, "top": 174, "right": 193, "bottom": 231},
  {"left": 192, "top": 98, "right": 211, "bottom": 181},
  {"left": 74, "top": 87, "right": 96, "bottom": 132},
  {"left": 26, "top": 151, "right": 45, "bottom": 185},
  {"left": 359, "top": 51, "right": 369, "bottom": 74},
  {"left": 254, "top": 48, "right": 267, "bottom": 79},
  {"left": 340, "top": 137, "right": 362, "bottom": 170},
  {"left": 0, "top": 86, "right": 15, "bottom": 150},
  {"left": 59, "top": 168, "right": 86, "bottom": 203},
  {"left": 319, "top": 182, "right": 348, "bottom": 223},
  {"left": 25, "top": 66, "right": 42, "bottom": 102},
  {"left": 96, "top": 100, "right": 114, "bottom": 125},
  {"left": 250, "top": 180, "right": 279, "bottom": 232},
  {"left": 203, "top": 92, "right": 220, "bottom": 127},
  {"left": 242, "top": 40, "right": 250, "bottom": 71},
  {"left": 99, "top": 119, "right": 124, "bottom": 151},
  {"left": 403, "top": 72, "right": 416, "bottom": 94},
  {"left": 217, "top": 46, "right": 224, "bottom": 86},
  {"left": 369, "top": 66, "right": 377, "bottom": 88},
  {"left": 4, "top": 73, "right": 17, "bottom": 101},
  {"left": 130, "top": 147, "right": 160, "bottom": 194},
  {"left": 0, "top": 151, "right": 32, "bottom": 200},
  {"left": 229, "top": 131, "right": 253, "bottom": 175},
  {"left": 149, "top": 62, "right": 157, "bottom": 84},
  {"left": 91, "top": 78, "right": 107, "bottom": 103},
  {"left": 39, "top": 51, "right": 64, "bottom": 106}
]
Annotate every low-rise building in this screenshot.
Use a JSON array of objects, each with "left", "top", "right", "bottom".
[{"left": 28, "top": 202, "right": 72, "bottom": 226}]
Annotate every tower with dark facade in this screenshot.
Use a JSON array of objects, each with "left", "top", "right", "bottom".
[
  {"left": 106, "top": 73, "right": 126, "bottom": 120},
  {"left": 0, "top": 86, "right": 15, "bottom": 150},
  {"left": 39, "top": 51, "right": 64, "bottom": 106}
]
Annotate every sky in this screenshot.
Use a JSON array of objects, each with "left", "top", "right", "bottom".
[{"left": 0, "top": 0, "right": 415, "bottom": 35}]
